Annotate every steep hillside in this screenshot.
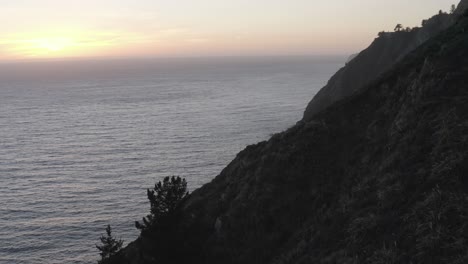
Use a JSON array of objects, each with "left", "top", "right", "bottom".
[
  {"left": 178, "top": 11, "right": 468, "bottom": 264},
  {"left": 302, "top": 2, "right": 467, "bottom": 120},
  {"left": 113, "top": 6, "right": 468, "bottom": 264},
  {"left": 456, "top": 0, "right": 468, "bottom": 14}
]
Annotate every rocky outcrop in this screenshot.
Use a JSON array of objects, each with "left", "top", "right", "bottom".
[{"left": 302, "top": 7, "right": 460, "bottom": 121}]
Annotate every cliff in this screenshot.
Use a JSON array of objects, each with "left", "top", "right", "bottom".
[
  {"left": 177, "top": 10, "right": 468, "bottom": 263},
  {"left": 113, "top": 4, "right": 468, "bottom": 264},
  {"left": 456, "top": 0, "right": 468, "bottom": 15},
  {"left": 302, "top": 4, "right": 465, "bottom": 120}
]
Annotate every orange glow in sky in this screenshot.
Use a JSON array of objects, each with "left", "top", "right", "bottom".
[
  {"left": 0, "top": 0, "right": 457, "bottom": 60},
  {"left": 0, "top": 30, "right": 139, "bottom": 59}
]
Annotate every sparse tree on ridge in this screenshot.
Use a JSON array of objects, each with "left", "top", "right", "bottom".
[
  {"left": 135, "top": 176, "right": 189, "bottom": 233},
  {"left": 135, "top": 176, "right": 190, "bottom": 264},
  {"left": 394, "top": 24, "right": 403, "bottom": 32},
  {"left": 451, "top": 4, "right": 457, "bottom": 14},
  {"left": 96, "top": 225, "right": 123, "bottom": 264}
]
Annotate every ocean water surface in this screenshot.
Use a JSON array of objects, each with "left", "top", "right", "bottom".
[{"left": 0, "top": 56, "right": 344, "bottom": 263}]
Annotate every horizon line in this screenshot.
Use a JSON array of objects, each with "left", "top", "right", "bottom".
[{"left": 0, "top": 53, "right": 352, "bottom": 64}]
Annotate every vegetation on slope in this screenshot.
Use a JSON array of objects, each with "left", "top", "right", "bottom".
[
  {"left": 177, "top": 10, "right": 468, "bottom": 264},
  {"left": 106, "top": 6, "right": 468, "bottom": 264},
  {"left": 102, "top": 177, "right": 190, "bottom": 264},
  {"left": 302, "top": 2, "right": 464, "bottom": 120},
  {"left": 96, "top": 225, "right": 124, "bottom": 264}
]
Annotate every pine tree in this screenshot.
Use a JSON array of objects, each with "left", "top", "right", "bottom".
[
  {"left": 135, "top": 176, "right": 189, "bottom": 233},
  {"left": 134, "top": 176, "right": 190, "bottom": 263},
  {"left": 394, "top": 24, "right": 403, "bottom": 32},
  {"left": 96, "top": 225, "right": 124, "bottom": 264}
]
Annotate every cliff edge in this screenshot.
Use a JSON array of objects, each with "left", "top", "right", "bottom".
[
  {"left": 178, "top": 10, "right": 468, "bottom": 263},
  {"left": 111, "top": 3, "right": 468, "bottom": 264},
  {"left": 302, "top": 3, "right": 468, "bottom": 120}
]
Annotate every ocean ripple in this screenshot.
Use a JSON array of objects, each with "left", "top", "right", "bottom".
[{"left": 0, "top": 56, "right": 343, "bottom": 264}]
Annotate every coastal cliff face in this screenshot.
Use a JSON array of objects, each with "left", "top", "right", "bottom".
[
  {"left": 114, "top": 4, "right": 468, "bottom": 264},
  {"left": 302, "top": 6, "right": 460, "bottom": 121},
  {"left": 456, "top": 0, "right": 468, "bottom": 14},
  {"left": 178, "top": 11, "right": 468, "bottom": 264}
]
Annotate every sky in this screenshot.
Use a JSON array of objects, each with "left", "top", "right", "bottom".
[{"left": 0, "top": 0, "right": 458, "bottom": 60}]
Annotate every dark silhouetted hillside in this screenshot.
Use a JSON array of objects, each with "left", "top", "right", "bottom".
[
  {"left": 302, "top": 1, "right": 468, "bottom": 120},
  {"left": 176, "top": 11, "right": 468, "bottom": 263},
  {"left": 456, "top": 0, "right": 468, "bottom": 14},
  {"left": 108, "top": 3, "right": 468, "bottom": 264}
]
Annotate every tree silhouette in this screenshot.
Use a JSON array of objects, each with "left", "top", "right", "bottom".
[
  {"left": 451, "top": 4, "right": 456, "bottom": 14},
  {"left": 96, "top": 225, "right": 123, "bottom": 264},
  {"left": 135, "top": 176, "right": 189, "bottom": 233},
  {"left": 134, "top": 176, "right": 190, "bottom": 264},
  {"left": 394, "top": 24, "right": 403, "bottom": 32}
]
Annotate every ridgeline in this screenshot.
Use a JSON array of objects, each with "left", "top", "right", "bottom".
[{"left": 107, "top": 1, "right": 468, "bottom": 263}]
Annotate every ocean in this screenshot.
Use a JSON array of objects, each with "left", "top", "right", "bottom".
[{"left": 0, "top": 56, "right": 344, "bottom": 263}]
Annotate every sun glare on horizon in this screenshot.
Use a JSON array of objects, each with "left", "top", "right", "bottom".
[
  {"left": 35, "top": 37, "right": 74, "bottom": 52},
  {"left": 0, "top": 0, "right": 456, "bottom": 60},
  {"left": 0, "top": 30, "right": 125, "bottom": 59},
  {"left": 21, "top": 37, "right": 76, "bottom": 57}
]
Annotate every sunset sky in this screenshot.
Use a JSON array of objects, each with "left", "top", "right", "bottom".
[{"left": 0, "top": 0, "right": 457, "bottom": 60}]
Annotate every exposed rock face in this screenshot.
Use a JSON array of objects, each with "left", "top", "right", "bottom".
[
  {"left": 113, "top": 5, "right": 468, "bottom": 264},
  {"left": 302, "top": 9, "right": 457, "bottom": 121}
]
